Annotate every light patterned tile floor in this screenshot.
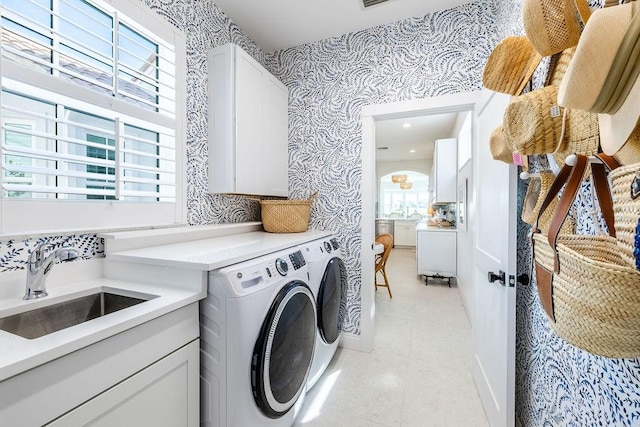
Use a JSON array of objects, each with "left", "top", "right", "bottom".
[{"left": 294, "top": 248, "right": 489, "bottom": 427}]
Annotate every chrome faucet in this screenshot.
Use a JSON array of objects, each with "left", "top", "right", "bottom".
[{"left": 24, "top": 243, "right": 80, "bottom": 300}]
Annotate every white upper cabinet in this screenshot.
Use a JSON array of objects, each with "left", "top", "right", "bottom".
[
  {"left": 208, "top": 43, "right": 289, "bottom": 196},
  {"left": 432, "top": 138, "right": 457, "bottom": 203}
]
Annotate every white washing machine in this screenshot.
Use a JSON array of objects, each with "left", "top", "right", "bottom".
[
  {"left": 200, "top": 247, "right": 316, "bottom": 427},
  {"left": 298, "top": 235, "right": 346, "bottom": 391}
]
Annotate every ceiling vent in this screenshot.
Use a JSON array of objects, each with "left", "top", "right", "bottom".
[{"left": 363, "top": 0, "right": 389, "bottom": 7}]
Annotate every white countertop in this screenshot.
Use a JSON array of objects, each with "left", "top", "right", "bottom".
[
  {"left": 107, "top": 229, "right": 333, "bottom": 271},
  {"left": 0, "top": 265, "right": 205, "bottom": 382},
  {"left": 416, "top": 222, "right": 457, "bottom": 232},
  {"left": 376, "top": 218, "right": 421, "bottom": 222},
  {"left": 0, "top": 224, "right": 333, "bottom": 382}
]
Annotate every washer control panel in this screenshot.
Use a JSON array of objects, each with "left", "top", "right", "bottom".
[
  {"left": 219, "top": 248, "right": 310, "bottom": 295},
  {"left": 330, "top": 237, "right": 340, "bottom": 250},
  {"left": 289, "top": 250, "right": 306, "bottom": 270},
  {"left": 275, "top": 258, "right": 289, "bottom": 276}
]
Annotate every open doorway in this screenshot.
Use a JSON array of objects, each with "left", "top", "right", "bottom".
[{"left": 358, "top": 92, "right": 481, "bottom": 353}]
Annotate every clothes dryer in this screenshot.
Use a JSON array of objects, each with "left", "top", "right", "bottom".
[
  {"left": 200, "top": 248, "right": 315, "bottom": 427},
  {"left": 298, "top": 235, "right": 346, "bottom": 390}
]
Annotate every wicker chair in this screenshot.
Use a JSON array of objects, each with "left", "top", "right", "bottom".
[{"left": 374, "top": 233, "right": 393, "bottom": 298}]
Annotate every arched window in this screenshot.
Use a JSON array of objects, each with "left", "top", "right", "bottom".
[{"left": 379, "top": 171, "right": 430, "bottom": 219}]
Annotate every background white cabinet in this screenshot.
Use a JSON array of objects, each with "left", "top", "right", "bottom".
[
  {"left": 394, "top": 220, "right": 417, "bottom": 247},
  {"left": 432, "top": 138, "right": 457, "bottom": 203},
  {"left": 208, "top": 43, "right": 288, "bottom": 196},
  {"left": 417, "top": 230, "right": 457, "bottom": 276}
]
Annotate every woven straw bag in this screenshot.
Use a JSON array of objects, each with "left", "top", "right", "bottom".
[
  {"left": 260, "top": 192, "right": 317, "bottom": 233},
  {"left": 504, "top": 85, "right": 566, "bottom": 155},
  {"left": 532, "top": 154, "right": 640, "bottom": 358},
  {"left": 609, "top": 163, "right": 640, "bottom": 269},
  {"left": 523, "top": 0, "right": 591, "bottom": 56}
]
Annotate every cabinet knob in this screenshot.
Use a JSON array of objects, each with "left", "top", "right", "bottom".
[{"left": 487, "top": 270, "right": 505, "bottom": 285}]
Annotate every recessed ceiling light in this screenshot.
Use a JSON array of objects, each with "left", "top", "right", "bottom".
[
  {"left": 402, "top": 123, "right": 411, "bottom": 128},
  {"left": 410, "top": 149, "right": 416, "bottom": 153}
]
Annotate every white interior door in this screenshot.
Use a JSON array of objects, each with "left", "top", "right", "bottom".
[{"left": 472, "top": 90, "right": 516, "bottom": 427}]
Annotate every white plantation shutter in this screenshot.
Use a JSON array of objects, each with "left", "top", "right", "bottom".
[{"left": 0, "top": 0, "right": 185, "bottom": 232}]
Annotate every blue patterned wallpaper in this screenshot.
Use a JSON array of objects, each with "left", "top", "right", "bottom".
[
  {"left": 494, "top": 0, "right": 640, "bottom": 425},
  {"left": 266, "top": 0, "right": 499, "bottom": 334},
  {"left": 1, "top": 0, "right": 638, "bottom": 425}
]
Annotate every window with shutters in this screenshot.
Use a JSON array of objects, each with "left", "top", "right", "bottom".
[{"left": 0, "top": 0, "right": 185, "bottom": 233}]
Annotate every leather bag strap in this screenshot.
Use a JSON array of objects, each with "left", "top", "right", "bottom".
[
  {"left": 533, "top": 161, "right": 574, "bottom": 233},
  {"left": 594, "top": 152, "right": 621, "bottom": 171},
  {"left": 591, "top": 162, "right": 617, "bottom": 237},
  {"left": 547, "top": 155, "right": 588, "bottom": 272}
]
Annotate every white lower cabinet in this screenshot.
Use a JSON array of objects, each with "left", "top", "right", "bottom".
[
  {"left": 394, "top": 221, "right": 417, "bottom": 247},
  {"left": 417, "top": 230, "right": 457, "bottom": 276},
  {"left": 48, "top": 339, "right": 199, "bottom": 427},
  {"left": 0, "top": 304, "right": 200, "bottom": 426}
]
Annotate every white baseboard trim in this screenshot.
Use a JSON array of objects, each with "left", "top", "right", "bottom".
[{"left": 339, "top": 332, "right": 365, "bottom": 352}]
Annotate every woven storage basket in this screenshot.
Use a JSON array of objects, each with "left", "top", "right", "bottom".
[
  {"left": 533, "top": 233, "right": 640, "bottom": 358},
  {"left": 609, "top": 163, "right": 640, "bottom": 269},
  {"left": 504, "top": 85, "right": 565, "bottom": 155},
  {"left": 260, "top": 193, "right": 317, "bottom": 233}
]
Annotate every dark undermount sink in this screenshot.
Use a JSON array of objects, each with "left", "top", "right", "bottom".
[{"left": 0, "top": 292, "right": 156, "bottom": 339}]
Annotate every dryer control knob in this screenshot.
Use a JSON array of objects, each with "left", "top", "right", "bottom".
[
  {"left": 275, "top": 258, "right": 289, "bottom": 276},
  {"left": 324, "top": 241, "right": 332, "bottom": 253}
]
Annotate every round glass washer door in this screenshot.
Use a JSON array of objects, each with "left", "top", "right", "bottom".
[
  {"left": 251, "top": 280, "right": 316, "bottom": 418},
  {"left": 318, "top": 257, "right": 346, "bottom": 344}
]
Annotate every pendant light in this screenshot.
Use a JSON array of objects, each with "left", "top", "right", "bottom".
[
  {"left": 391, "top": 174, "right": 407, "bottom": 183},
  {"left": 400, "top": 182, "right": 412, "bottom": 190}
]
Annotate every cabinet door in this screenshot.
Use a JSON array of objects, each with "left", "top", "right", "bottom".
[
  {"left": 47, "top": 340, "right": 200, "bottom": 427},
  {"left": 417, "top": 231, "right": 456, "bottom": 275},
  {"left": 235, "top": 49, "right": 264, "bottom": 195},
  {"left": 395, "top": 223, "right": 416, "bottom": 246},
  {"left": 435, "top": 138, "right": 457, "bottom": 203},
  {"left": 262, "top": 74, "right": 289, "bottom": 197},
  {"left": 407, "top": 226, "right": 417, "bottom": 246}
]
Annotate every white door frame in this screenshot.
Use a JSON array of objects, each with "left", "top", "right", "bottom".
[{"left": 354, "top": 91, "right": 482, "bottom": 353}]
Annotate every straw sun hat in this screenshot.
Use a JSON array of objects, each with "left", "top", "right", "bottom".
[
  {"left": 483, "top": 36, "right": 542, "bottom": 96},
  {"left": 489, "top": 126, "right": 514, "bottom": 164},
  {"left": 558, "top": 2, "right": 640, "bottom": 156},
  {"left": 522, "top": 0, "right": 588, "bottom": 57},
  {"left": 503, "top": 85, "right": 565, "bottom": 156}
]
